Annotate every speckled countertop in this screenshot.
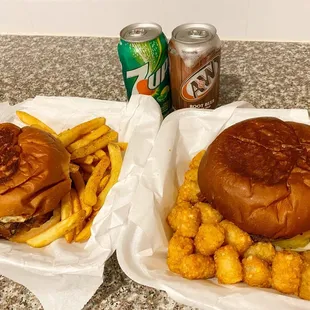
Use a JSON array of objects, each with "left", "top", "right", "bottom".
[{"left": 0, "top": 36, "right": 310, "bottom": 310}]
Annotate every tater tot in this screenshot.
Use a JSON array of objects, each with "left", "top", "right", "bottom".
[
  {"left": 299, "top": 261, "right": 310, "bottom": 300},
  {"left": 242, "top": 255, "right": 271, "bottom": 288},
  {"left": 195, "top": 202, "right": 223, "bottom": 224},
  {"left": 302, "top": 251, "right": 310, "bottom": 263},
  {"left": 271, "top": 251, "right": 303, "bottom": 295},
  {"left": 189, "top": 150, "right": 205, "bottom": 169},
  {"left": 220, "top": 220, "right": 253, "bottom": 255},
  {"left": 184, "top": 168, "right": 198, "bottom": 182},
  {"left": 195, "top": 224, "right": 225, "bottom": 256},
  {"left": 177, "top": 180, "right": 201, "bottom": 204},
  {"left": 214, "top": 245, "right": 243, "bottom": 284},
  {"left": 167, "top": 204, "right": 201, "bottom": 237},
  {"left": 180, "top": 254, "right": 216, "bottom": 280},
  {"left": 167, "top": 201, "right": 192, "bottom": 231},
  {"left": 243, "top": 242, "right": 276, "bottom": 264},
  {"left": 167, "top": 234, "right": 194, "bottom": 274}
]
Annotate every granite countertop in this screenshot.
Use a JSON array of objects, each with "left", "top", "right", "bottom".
[{"left": 0, "top": 35, "right": 310, "bottom": 310}]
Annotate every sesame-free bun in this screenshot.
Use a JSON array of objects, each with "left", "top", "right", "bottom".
[
  {"left": 0, "top": 123, "right": 71, "bottom": 227},
  {"left": 198, "top": 117, "right": 310, "bottom": 239}
]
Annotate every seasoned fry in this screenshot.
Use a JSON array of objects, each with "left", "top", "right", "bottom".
[
  {"left": 59, "top": 117, "right": 106, "bottom": 147},
  {"left": 84, "top": 156, "right": 110, "bottom": 207},
  {"left": 67, "top": 125, "right": 110, "bottom": 153},
  {"left": 94, "top": 150, "right": 106, "bottom": 159},
  {"left": 271, "top": 251, "right": 303, "bottom": 295},
  {"left": 180, "top": 254, "right": 215, "bottom": 280},
  {"left": 70, "top": 188, "right": 84, "bottom": 236},
  {"left": 16, "top": 111, "right": 56, "bottom": 134},
  {"left": 61, "top": 192, "right": 74, "bottom": 243},
  {"left": 27, "top": 210, "right": 86, "bottom": 248},
  {"left": 73, "top": 155, "right": 94, "bottom": 165},
  {"left": 214, "top": 245, "right": 243, "bottom": 284},
  {"left": 70, "top": 171, "right": 92, "bottom": 218},
  {"left": 97, "top": 174, "right": 110, "bottom": 193},
  {"left": 71, "top": 131, "right": 118, "bottom": 160},
  {"left": 69, "top": 163, "right": 79, "bottom": 173},
  {"left": 10, "top": 209, "right": 61, "bottom": 243},
  {"left": 220, "top": 220, "right": 253, "bottom": 255},
  {"left": 75, "top": 212, "right": 97, "bottom": 243},
  {"left": 94, "top": 143, "right": 122, "bottom": 211},
  {"left": 242, "top": 255, "right": 271, "bottom": 288}
]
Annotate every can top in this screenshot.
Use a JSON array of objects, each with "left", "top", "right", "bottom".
[
  {"left": 172, "top": 23, "right": 217, "bottom": 44},
  {"left": 120, "top": 23, "right": 162, "bottom": 43}
]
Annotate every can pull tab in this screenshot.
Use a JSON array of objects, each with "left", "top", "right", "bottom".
[
  {"left": 188, "top": 29, "right": 208, "bottom": 38},
  {"left": 130, "top": 28, "right": 147, "bottom": 37}
]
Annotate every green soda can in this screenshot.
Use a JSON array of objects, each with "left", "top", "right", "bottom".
[{"left": 118, "top": 23, "right": 171, "bottom": 116}]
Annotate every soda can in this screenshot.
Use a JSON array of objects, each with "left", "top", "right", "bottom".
[
  {"left": 168, "top": 23, "right": 221, "bottom": 110},
  {"left": 118, "top": 23, "right": 171, "bottom": 116}
]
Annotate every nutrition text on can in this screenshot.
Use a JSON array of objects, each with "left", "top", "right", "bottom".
[
  {"left": 168, "top": 23, "right": 221, "bottom": 110},
  {"left": 118, "top": 23, "right": 171, "bottom": 116}
]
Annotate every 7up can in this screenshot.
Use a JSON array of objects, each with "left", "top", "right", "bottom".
[{"left": 118, "top": 23, "right": 171, "bottom": 116}]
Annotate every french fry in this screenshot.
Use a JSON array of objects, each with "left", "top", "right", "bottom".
[
  {"left": 97, "top": 173, "right": 110, "bottom": 194},
  {"left": 94, "top": 143, "right": 122, "bottom": 211},
  {"left": 117, "top": 142, "right": 128, "bottom": 151},
  {"left": 75, "top": 212, "right": 98, "bottom": 243},
  {"left": 58, "top": 117, "right": 106, "bottom": 147},
  {"left": 83, "top": 156, "right": 110, "bottom": 206},
  {"left": 94, "top": 150, "right": 106, "bottom": 159},
  {"left": 82, "top": 172, "right": 91, "bottom": 182},
  {"left": 70, "top": 188, "right": 84, "bottom": 236},
  {"left": 69, "top": 163, "right": 79, "bottom": 173},
  {"left": 70, "top": 171, "right": 92, "bottom": 218},
  {"left": 71, "top": 131, "right": 118, "bottom": 160},
  {"left": 27, "top": 210, "right": 86, "bottom": 248},
  {"left": 10, "top": 208, "right": 61, "bottom": 243},
  {"left": 16, "top": 111, "right": 56, "bottom": 134},
  {"left": 67, "top": 125, "right": 110, "bottom": 153},
  {"left": 73, "top": 155, "right": 94, "bottom": 165},
  {"left": 61, "top": 192, "right": 74, "bottom": 243},
  {"left": 80, "top": 164, "right": 96, "bottom": 174}
]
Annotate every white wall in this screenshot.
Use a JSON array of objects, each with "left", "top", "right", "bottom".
[{"left": 1, "top": 0, "right": 310, "bottom": 42}]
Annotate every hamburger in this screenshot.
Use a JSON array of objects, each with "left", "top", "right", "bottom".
[
  {"left": 198, "top": 117, "right": 310, "bottom": 250},
  {"left": 0, "top": 123, "right": 71, "bottom": 239}
]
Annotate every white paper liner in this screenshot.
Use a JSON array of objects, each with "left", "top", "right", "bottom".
[
  {"left": 117, "top": 102, "right": 310, "bottom": 310},
  {"left": 0, "top": 94, "right": 162, "bottom": 310}
]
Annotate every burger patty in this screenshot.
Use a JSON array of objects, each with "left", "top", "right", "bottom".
[{"left": 0, "top": 222, "right": 19, "bottom": 239}]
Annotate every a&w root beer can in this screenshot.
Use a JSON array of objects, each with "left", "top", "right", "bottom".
[{"left": 168, "top": 23, "right": 221, "bottom": 110}]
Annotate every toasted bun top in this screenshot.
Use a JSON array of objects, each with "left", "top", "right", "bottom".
[
  {"left": 0, "top": 123, "right": 71, "bottom": 220},
  {"left": 198, "top": 117, "right": 310, "bottom": 239}
]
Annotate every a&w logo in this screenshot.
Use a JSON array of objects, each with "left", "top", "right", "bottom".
[{"left": 180, "top": 55, "right": 220, "bottom": 102}]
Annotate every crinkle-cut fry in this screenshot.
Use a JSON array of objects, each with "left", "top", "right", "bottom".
[
  {"left": 80, "top": 163, "right": 96, "bottom": 174},
  {"left": 97, "top": 174, "right": 110, "bottom": 194},
  {"left": 69, "top": 163, "right": 79, "bottom": 173},
  {"left": 75, "top": 211, "right": 98, "bottom": 243},
  {"left": 59, "top": 117, "right": 106, "bottom": 147},
  {"left": 16, "top": 111, "right": 56, "bottom": 135},
  {"left": 61, "top": 192, "right": 74, "bottom": 243},
  {"left": 71, "top": 131, "right": 118, "bottom": 160},
  {"left": 83, "top": 155, "right": 110, "bottom": 207},
  {"left": 94, "top": 150, "right": 106, "bottom": 159},
  {"left": 94, "top": 143, "right": 122, "bottom": 211},
  {"left": 70, "top": 188, "right": 84, "bottom": 236},
  {"left": 10, "top": 209, "right": 61, "bottom": 243},
  {"left": 67, "top": 125, "right": 110, "bottom": 153},
  {"left": 70, "top": 171, "right": 92, "bottom": 218},
  {"left": 73, "top": 155, "right": 94, "bottom": 165},
  {"left": 27, "top": 210, "right": 86, "bottom": 248}
]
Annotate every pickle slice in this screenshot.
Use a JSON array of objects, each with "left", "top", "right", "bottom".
[{"left": 273, "top": 230, "right": 310, "bottom": 249}]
